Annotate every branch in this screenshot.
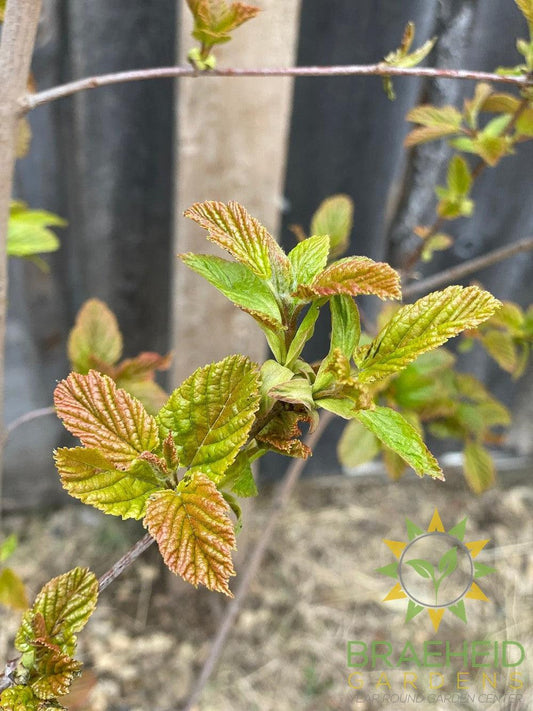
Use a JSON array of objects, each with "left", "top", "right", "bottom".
[
  {"left": 182, "top": 410, "right": 335, "bottom": 711},
  {"left": 98, "top": 532, "right": 154, "bottom": 593},
  {"left": 24, "top": 65, "right": 533, "bottom": 111},
  {"left": 403, "top": 236, "right": 533, "bottom": 298},
  {"left": 4, "top": 406, "right": 55, "bottom": 438}
]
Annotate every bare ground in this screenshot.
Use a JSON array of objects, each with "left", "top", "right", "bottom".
[{"left": 1, "top": 467, "right": 532, "bottom": 711}]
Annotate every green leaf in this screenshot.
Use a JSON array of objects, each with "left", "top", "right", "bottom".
[
  {"left": 316, "top": 396, "right": 360, "bottom": 419},
  {"left": 144, "top": 473, "right": 236, "bottom": 595},
  {"left": 481, "top": 92, "right": 521, "bottom": 114},
  {"left": 259, "top": 360, "right": 294, "bottom": 411},
  {"left": 294, "top": 256, "right": 401, "bottom": 301},
  {"left": 67, "top": 299, "right": 123, "bottom": 374},
  {"left": 54, "top": 447, "right": 163, "bottom": 520},
  {"left": 514, "top": 0, "right": 533, "bottom": 25},
  {"left": 421, "top": 233, "right": 453, "bottom": 262},
  {"left": 269, "top": 377, "right": 315, "bottom": 412},
  {"left": 329, "top": 294, "right": 361, "bottom": 358},
  {"left": 481, "top": 329, "right": 518, "bottom": 373},
  {"left": 285, "top": 302, "right": 322, "bottom": 368},
  {"left": 184, "top": 200, "right": 289, "bottom": 280},
  {"left": 0, "top": 686, "right": 40, "bottom": 711},
  {"left": 464, "top": 83, "right": 494, "bottom": 129},
  {"left": 355, "top": 407, "right": 443, "bottom": 479},
  {"left": 356, "top": 286, "right": 501, "bottom": 383},
  {"left": 220, "top": 451, "right": 258, "bottom": 497},
  {"left": 7, "top": 202, "right": 66, "bottom": 258},
  {"left": 0, "top": 567, "right": 28, "bottom": 610},
  {"left": 15, "top": 568, "right": 98, "bottom": 656},
  {"left": 463, "top": 441, "right": 495, "bottom": 493},
  {"left": 474, "top": 562, "right": 496, "bottom": 578},
  {"left": 447, "top": 155, "right": 472, "bottom": 195},
  {"left": 157, "top": 355, "right": 260, "bottom": 480},
  {"left": 0, "top": 533, "right": 18, "bottom": 563},
  {"left": 54, "top": 371, "right": 160, "bottom": 469},
  {"left": 516, "top": 108, "right": 533, "bottom": 136},
  {"left": 180, "top": 253, "right": 283, "bottom": 329},
  {"left": 405, "top": 558, "right": 435, "bottom": 579},
  {"left": 309, "top": 194, "right": 354, "bottom": 259},
  {"left": 337, "top": 419, "right": 380, "bottom": 468},
  {"left": 288, "top": 234, "right": 330, "bottom": 285}
]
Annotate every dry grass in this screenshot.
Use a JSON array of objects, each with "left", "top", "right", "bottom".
[{"left": 1, "top": 469, "right": 532, "bottom": 711}]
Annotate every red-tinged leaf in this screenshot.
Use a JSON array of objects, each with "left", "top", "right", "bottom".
[
  {"left": 407, "top": 104, "right": 463, "bottom": 129},
  {"left": 310, "top": 194, "right": 354, "bottom": 259},
  {"left": 114, "top": 352, "right": 172, "bottom": 382},
  {"left": 405, "top": 124, "right": 463, "bottom": 147},
  {"left": 0, "top": 567, "right": 28, "bottom": 610},
  {"left": 256, "top": 410, "right": 313, "bottom": 459},
  {"left": 184, "top": 200, "right": 289, "bottom": 280},
  {"left": 54, "top": 447, "right": 163, "bottom": 520},
  {"left": 15, "top": 568, "right": 98, "bottom": 656},
  {"left": 31, "top": 645, "right": 82, "bottom": 700},
  {"left": 144, "top": 474, "right": 236, "bottom": 595},
  {"left": 115, "top": 378, "right": 169, "bottom": 416},
  {"left": 294, "top": 257, "right": 401, "bottom": 301},
  {"left": 54, "top": 371, "right": 159, "bottom": 469},
  {"left": 157, "top": 355, "right": 260, "bottom": 480},
  {"left": 67, "top": 299, "right": 123, "bottom": 374}
]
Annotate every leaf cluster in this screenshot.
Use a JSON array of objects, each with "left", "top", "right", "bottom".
[
  {"left": 380, "top": 22, "right": 436, "bottom": 100},
  {"left": 67, "top": 298, "right": 171, "bottom": 414},
  {"left": 0, "top": 568, "right": 98, "bottom": 710},
  {"left": 339, "top": 346, "right": 511, "bottom": 493}
]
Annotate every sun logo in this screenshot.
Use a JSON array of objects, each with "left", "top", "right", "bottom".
[{"left": 378, "top": 509, "right": 495, "bottom": 633}]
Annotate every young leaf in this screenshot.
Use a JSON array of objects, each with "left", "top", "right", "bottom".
[
  {"left": 463, "top": 441, "right": 495, "bottom": 493},
  {"left": 284, "top": 302, "right": 322, "bottom": 368},
  {"left": 405, "top": 105, "right": 462, "bottom": 146},
  {"left": 184, "top": 200, "right": 289, "bottom": 280},
  {"left": 157, "top": 355, "right": 260, "bottom": 480},
  {"left": 0, "top": 568, "right": 28, "bottom": 610},
  {"left": 15, "top": 568, "right": 98, "bottom": 655},
  {"left": 144, "top": 473, "right": 236, "bottom": 595},
  {"left": 356, "top": 286, "right": 501, "bottom": 383},
  {"left": 30, "top": 645, "right": 82, "bottom": 700},
  {"left": 329, "top": 294, "right": 360, "bottom": 358},
  {"left": 180, "top": 253, "right": 283, "bottom": 329},
  {"left": 67, "top": 298, "right": 123, "bottom": 374},
  {"left": 256, "top": 410, "right": 313, "bottom": 459},
  {"left": 54, "top": 447, "right": 163, "bottom": 520},
  {"left": 356, "top": 406, "right": 443, "bottom": 479},
  {"left": 309, "top": 195, "right": 354, "bottom": 259},
  {"left": 288, "top": 234, "right": 330, "bottom": 285},
  {"left": 337, "top": 419, "right": 380, "bottom": 468},
  {"left": 481, "top": 329, "right": 519, "bottom": 373},
  {"left": 269, "top": 377, "right": 315, "bottom": 412},
  {"left": 259, "top": 360, "right": 295, "bottom": 411},
  {"left": 187, "top": 0, "right": 260, "bottom": 49},
  {"left": 294, "top": 256, "right": 401, "bottom": 301},
  {"left": 0, "top": 533, "right": 18, "bottom": 563},
  {"left": 219, "top": 451, "right": 258, "bottom": 497},
  {"left": 7, "top": 202, "right": 66, "bottom": 258},
  {"left": 447, "top": 155, "right": 472, "bottom": 196},
  {"left": 54, "top": 371, "right": 160, "bottom": 469},
  {"left": 0, "top": 685, "right": 40, "bottom": 710}
]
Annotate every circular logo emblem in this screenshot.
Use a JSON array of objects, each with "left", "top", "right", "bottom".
[{"left": 398, "top": 531, "right": 474, "bottom": 609}]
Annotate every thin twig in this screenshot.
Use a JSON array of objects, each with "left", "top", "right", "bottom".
[
  {"left": 4, "top": 406, "right": 55, "bottom": 438},
  {"left": 98, "top": 533, "right": 154, "bottom": 593},
  {"left": 403, "top": 236, "right": 533, "bottom": 298},
  {"left": 23, "top": 65, "right": 533, "bottom": 111},
  {"left": 181, "top": 410, "right": 335, "bottom": 711}
]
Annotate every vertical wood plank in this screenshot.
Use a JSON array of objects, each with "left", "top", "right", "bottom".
[{"left": 172, "top": 0, "right": 301, "bottom": 382}]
